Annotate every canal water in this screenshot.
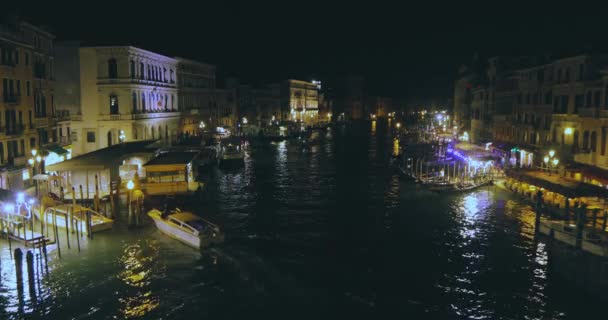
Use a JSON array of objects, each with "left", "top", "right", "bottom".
[{"left": 0, "top": 120, "right": 605, "bottom": 319}]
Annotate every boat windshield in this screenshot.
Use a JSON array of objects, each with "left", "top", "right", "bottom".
[
  {"left": 185, "top": 220, "right": 207, "bottom": 231},
  {"left": 224, "top": 144, "right": 239, "bottom": 153}
]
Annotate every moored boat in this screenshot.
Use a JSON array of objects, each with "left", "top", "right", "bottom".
[
  {"left": 147, "top": 208, "right": 224, "bottom": 249},
  {"left": 221, "top": 143, "right": 245, "bottom": 164}
]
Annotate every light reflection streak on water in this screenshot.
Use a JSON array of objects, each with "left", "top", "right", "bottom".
[
  {"left": 446, "top": 191, "right": 496, "bottom": 319},
  {"left": 117, "top": 240, "right": 161, "bottom": 318}
]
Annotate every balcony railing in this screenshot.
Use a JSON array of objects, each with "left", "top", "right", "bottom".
[
  {"left": 133, "top": 111, "right": 180, "bottom": 120},
  {"left": 58, "top": 136, "right": 71, "bottom": 145},
  {"left": 578, "top": 108, "right": 599, "bottom": 118},
  {"left": 3, "top": 124, "right": 25, "bottom": 135},
  {"left": 53, "top": 110, "right": 71, "bottom": 122},
  {"left": 3, "top": 95, "right": 20, "bottom": 104},
  {"left": 34, "top": 117, "right": 49, "bottom": 128}
]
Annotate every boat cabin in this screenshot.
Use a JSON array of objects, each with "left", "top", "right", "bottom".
[{"left": 144, "top": 151, "right": 202, "bottom": 195}]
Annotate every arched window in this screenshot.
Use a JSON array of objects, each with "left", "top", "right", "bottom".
[
  {"left": 141, "top": 92, "right": 146, "bottom": 111},
  {"left": 170, "top": 69, "right": 174, "bottom": 83},
  {"left": 139, "top": 62, "right": 144, "bottom": 79},
  {"left": 586, "top": 91, "right": 592, "bottom": 107},
  {"left": 573, "top": 130, "right": 579, "bottom": 151},
  {"left": 130, "top": 60, "right": 135, "bottom": 79},
  {"left": 594, "top": 91, "right": 601, "bottom": 108},
  {"left": 583, "top": 130, "right": 590, "bottom": 149},
  {"left": 151, "top": 126, "right": 155, "bottom": 139},
  {"left": 158, "top": 125, "right": 162, "bottom": 139},
  {"left": 163, "top": 68, "right": 167, "bottom": 82},
  {"left": 132, "top": 92, "right": 137, "bottom": 113},
  {"left": 171, "top": 94, "right": 175, "bottom": 109},
  {"left": 108, "top": 58, "right": 118, "bottom": 79},
  {"left": 591, "top": 131, "right": 598, "bottom": 152},
  {"left": 109, "top": 94, "right": 119, "bottom": 114},
  {"left": 165, "top": 125, "right": 168, "bottom": 140},
  {"left": 164, "top": 95, "right": 168, "bottom": 109}
]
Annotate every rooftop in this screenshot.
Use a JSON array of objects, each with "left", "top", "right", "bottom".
[
  {"left": 46, "top": 141, "right": 157, "bottom": 171},
  {"left": 144, "top": 151, "right": 199, "bottom": 166}
]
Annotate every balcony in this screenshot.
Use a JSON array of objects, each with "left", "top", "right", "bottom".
[
  {"left": 578, "top": 108, "right": 599, "bottom": 118},
  {"left": 3, "top": 124, "right": 25, "bottom": 136},
  {"left": 11, "top": 156, "right": 26, "bottom": 166},
  {"left": 99, "top": 113, "right": 132, "bottom": 121},
  {"left": 133, "top": 111, "right": 180, "bottom": 120},
  {"left": 53, "top": 110, "right": 71, "bottom": 122},
  {"left": 57, "top": 136, "right": 71, "bottom": 146},
  {"left": 34, "top": 117, "right": 49, "bottom": 128},
  {"left": 3, "top": 95, "right": 20, "bottom": 105}
]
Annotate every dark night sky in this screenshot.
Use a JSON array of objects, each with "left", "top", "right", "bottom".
[{"left": 3, "top": 2, "right": 605, "bottom": 101}]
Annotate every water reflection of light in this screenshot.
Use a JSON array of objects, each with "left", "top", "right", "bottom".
[
  {"left": 118, "top": 242, "right": 160, "bottom": 318},
  {"left": 371, "top": 120, "right": 376, "bottom": 132},
  {"left": 457, "top": 192, "right": 491, "bottom": 239},
  {"left": 392, "top": 138, "right": 400, "bottom": 157}
]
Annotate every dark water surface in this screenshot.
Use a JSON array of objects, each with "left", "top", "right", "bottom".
[{"left": 0, "top": 121, "right": 604, "bottom": 319}]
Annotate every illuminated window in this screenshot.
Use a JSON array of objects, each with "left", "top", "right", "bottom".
[{"left": 109, "top": 95, "right": 119, "bottom": 114}]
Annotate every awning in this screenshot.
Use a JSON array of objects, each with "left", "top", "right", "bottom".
[
  {"left": 47, "top": 145, "right": 69, "bottom": 155},
  {"left": 566, "top": 163, "right": 608, "bottom": 185}
]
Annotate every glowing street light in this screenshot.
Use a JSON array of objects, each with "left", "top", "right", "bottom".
[
  {"left": 543, "top": 156, "right": 549, "bottom": 164},
  {"left": 36, "top": 155, "right": 42, "bottom": 162},
  {"left": 553, "top": 158, "right": 559, "bottom": 166},
  {"left": 199, "top": 121, "right": 206, "bottom": 129},
  {"left": 396, "top": 122, "right": 401, "bottom": 129},
  {"left": 548, "top": 150, "right": 555, "bottom": 158},
  {"left": 31, "top": 149, "right": 37, "bottom": 157},
  {"left": 3, "top": 203, "right": 14, "bottom": 214},
  {"left": 127, "top": 180, "right": 135, "bottom": 191},
  {"left": 242, "top": 117, "right": 248, "bottom": 125},
  {"left": 16, "top": 192, "right": 25, "bottom": 204},
  {"left": 564, "top": 127, "right": 573, "bottom": 135},
  {"left": 28, "top": 158, "right": 34, "bottom": 165}
]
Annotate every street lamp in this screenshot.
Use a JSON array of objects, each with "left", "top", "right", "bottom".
[
  {"left": 396, "top": 122, "right": 401, "bottom": 129},
  {"left": 549, "top": 150, "right": 555, "bottom": 158},
  {"left": 127, "top": 180, "right": 134, "bottom": 226},
  {"left": 31, "top": 149, "right": 37, "bottom": 157},
  {"left": 242, "top": 117, "right": 248, "bottom": 125},
  {"left": 543, "top": 156, "right": 549, "bottom": 172}
]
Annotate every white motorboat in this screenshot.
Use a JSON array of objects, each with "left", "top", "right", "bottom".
[{"left": 148, "top": 209, "right": 224, "bottom": 249}]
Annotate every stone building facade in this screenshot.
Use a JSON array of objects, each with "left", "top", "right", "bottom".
[
  {"left": 56, "top": 45, "right": 181, "bottom": 156},
  {"left": 0, "top": 20, "right": 55, "bottom": 188}
]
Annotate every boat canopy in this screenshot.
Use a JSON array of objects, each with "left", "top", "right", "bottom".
[{"left": 171, "top": 212, "right": 201, "bottom": 222}]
